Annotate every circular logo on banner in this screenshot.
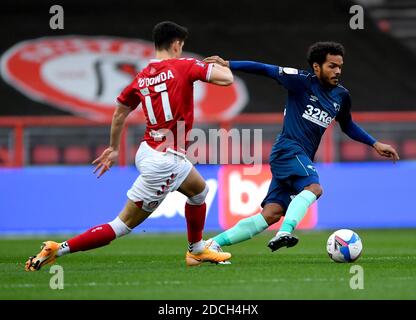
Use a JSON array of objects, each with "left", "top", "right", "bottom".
[{"left": 1, "top": 36, "right": 248, "bottom": 121}]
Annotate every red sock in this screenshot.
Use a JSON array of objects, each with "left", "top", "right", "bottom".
[
  {"left": 185, "top": 202, "right": 206, "bottom": 243},
  {"left": 67, "top": 224, "right": 116, "bottom": 253}
]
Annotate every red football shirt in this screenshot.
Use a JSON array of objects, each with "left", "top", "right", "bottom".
[{"left": 117, "top": 58, "right": 212, "bottom": 152}]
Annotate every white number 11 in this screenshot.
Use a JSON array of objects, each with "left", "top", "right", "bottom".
[{"left": 143, "top": 82, "right": 173, "bottom": 124}]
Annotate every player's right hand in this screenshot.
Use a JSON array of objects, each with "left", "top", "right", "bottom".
[
  {"left": 92, "top": 147, "right": 119, "bottom": 178},
  {"left": 203, "top": 56, "right": 229, "bottom": 68}
]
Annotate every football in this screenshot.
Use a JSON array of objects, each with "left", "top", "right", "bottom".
[{"left": 326, "top": 229, "right": 363, "bottom": 263}]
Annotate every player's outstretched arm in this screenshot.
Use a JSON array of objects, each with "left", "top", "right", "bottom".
[
  {"left": 339, "top": 118, "right": 400, "bottom": 163},
  {"left": 208, "top": 63, "right": 234, "bottom": 86},
  {"left": 93, "top": 104, "right": 132, "bottom": 178},
  {"left": 205, "top": 56, "right": 278, "bottom": 79}
]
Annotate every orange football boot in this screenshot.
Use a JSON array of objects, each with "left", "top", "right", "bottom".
[
  {"left": 186, "top": 244, "right": 231, "bottom": 266},
  {"left": 25, "top": 241, "right": 60, "bottom": 271}
]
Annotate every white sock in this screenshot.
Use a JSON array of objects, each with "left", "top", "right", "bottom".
[
  {"left": 108, "top": 216, "right": 132, "bottom": 238},
  {"left": 207, "top": 238, "right": 219, "bottom": 247},
  {"left": 57, "top": 241, "right": 70, "bottom": 257},
  {"left": 188, "top": 240, "right": 205, "bottom": 254}
]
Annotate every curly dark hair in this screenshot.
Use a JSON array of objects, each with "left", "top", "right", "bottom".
[
  {"left": 152, "top": 21, "right": 188, "bottom": 51},
  {"left": 307, "top": 42, "right": 345, "bottom": 68}
]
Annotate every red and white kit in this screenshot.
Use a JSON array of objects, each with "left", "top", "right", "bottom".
[{"left": 117, "top": 58, "right": 213, "bottom": 212}]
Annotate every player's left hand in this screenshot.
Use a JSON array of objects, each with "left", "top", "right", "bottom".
[
  {"left": 373, "top": 141, "right": 400, "bottom": 163},
  {"left": 92, "top": 147, "right": 119, "bottom": 178},
  {"left": 203, "top": 56, "right": 229, "bottom": 68}
]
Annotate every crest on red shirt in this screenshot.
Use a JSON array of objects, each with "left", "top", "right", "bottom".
[{"left": 1, "top": 36, "right": 248, "bottom": 121}]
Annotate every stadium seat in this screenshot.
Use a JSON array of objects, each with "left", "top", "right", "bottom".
[
  {"left": 63, "top": 146, "right": 91, "bottom": 164},
  {"left": 340, "top": 141, "right": 368, "bottom": 161},
  {"left": 128, "top": 146, "right": 138, "bottom": 164},
  {"left": 262, "top": 141, "right": 273, "bottom": 163},
  {"left": 402, "top": 139, "right": 416, "bottom": 159},
  {"left": 96, "top": 145, "right": 137, "bottom": 165},
  {"left": 32, "top": 145, "right": 60, "bottom": 165},
  {"left": 0, "top": 146, "right": 11, "bottom": 166}
]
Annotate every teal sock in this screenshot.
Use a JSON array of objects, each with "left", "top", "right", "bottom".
[
  {"left": 279, "top": 190, "right": 316, "bottom": 234},
  {"left": 213, "top": 213, "right": 269, "bottom": 246}
]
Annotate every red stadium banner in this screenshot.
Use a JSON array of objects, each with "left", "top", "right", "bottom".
[
  {"left": 218, "top": 165, "right": 318, "bottom": 230},
  {"left": 1, "top": 36, "right": 248, "bottom": 121}
]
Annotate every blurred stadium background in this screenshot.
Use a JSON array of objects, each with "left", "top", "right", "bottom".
[
  {"left": 1, "top": 0, "right": 415, "bottom": 234},
  {"left": 1, "top": 0, "right": 416, "bottom": 302}
]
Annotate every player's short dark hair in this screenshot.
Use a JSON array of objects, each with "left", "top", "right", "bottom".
[
  {"left": 152, "top": 21, "right": 188, "bottom": 51},
  {"left": 307, "top": 42, "right": 345, "bottom": 68}
]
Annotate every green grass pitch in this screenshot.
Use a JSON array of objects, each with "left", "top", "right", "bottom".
[{"left": 1, "top": 229, "right": 415, "bottom": 300}]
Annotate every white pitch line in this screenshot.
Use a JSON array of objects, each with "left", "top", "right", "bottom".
[{"left": 1, "top": 276, "right": 415, "bottom": 289}]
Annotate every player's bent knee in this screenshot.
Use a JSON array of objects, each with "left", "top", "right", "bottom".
[
  {"left": 305, "top": 184, "right": 323, "bottom": 198},
  {"left": 186, "top": 184, "right": 209, "bottom": 205},
  {"left": 262, "top": 203, "right": 285, "bottom": 225},
  {"left": 314, "top": 186, "right": 323, "bottom": 198}
]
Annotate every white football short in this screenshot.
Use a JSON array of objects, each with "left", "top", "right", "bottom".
[{"left": 127, "top": 141, "right": 193, "bottom": 212}]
